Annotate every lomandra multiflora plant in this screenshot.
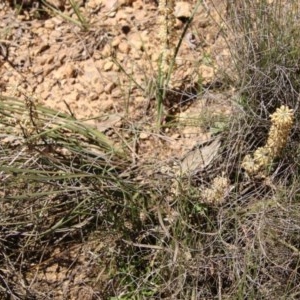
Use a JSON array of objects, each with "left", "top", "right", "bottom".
[{"left": 242, "top": 106, "right": 294, "bottom": 176}]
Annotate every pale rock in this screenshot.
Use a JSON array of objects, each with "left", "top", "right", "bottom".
[
  {"left": 140, "top": 132, "right": 150, "bottom": 140},
  {"left": 32, "top": 26, "right": 46, "bottom": 37},
  {"left": 132, "top": 0, "right": 143, "bottom": 9},
  {"left": 174, "top": 1, "right": 192, "bottom": 19},
  {"left": 118, "top": 41, "right": 130, "bottom": 54},
  {"left": 171, "top": 133, "right": 180, "bottom": 140},
  {"left": 49, "top": 29, "right": 63, "bottom": 41},
  {"left": 111, "top": 88, "right": 122, "bottom": 98},
  {"left": 123, "top": 6, "right": 134, "bottom": 14},
  {"left": 197, "top": 15, "right": 211, "bottom": 28},
  {"left": 82, "top": 60, "right": 101, "bottom": 84},
  {"left": 175, "top": 19, "right": 184, "bottom": 29},
  {"left": 94, "top": 52, "right": 102, "bottom": 60},
  {"left": 102, "top": 44, "right": 112, "bottom": 57},
  {"left": 88, "top": 92, "right": 99, "bottom": 101},
  {"left": 68, "top": 90, "right": 80, "bottom": 102},
  {"left": 63, "top": 64, "right": 77, "bottom": 78},
  {"left": 60, "top": 79, "right": 67, "bottom": 86},
  {"left": 30, "top": 20, "right": 43, "bottom": 30},
  {"left": 104, "top": 0, "right": 118, "bottom": 17},
  {"left": 132, "top": 51, "right": 142, "bottom": 60},
  {"left": 135, "top": 96, "right": 144, "bottom": 103},
  {"left": 112, "top": 63, "right": 120, "bottom": 71},
  {"left": 37, "top": 75, "right": 44, "bottom": 84},
  {"left": 128, "top": 33, "right": 144, "bottom": 51},
  {"left": 94, "top": 84, "right": 104, "bottom": 95},
  {"left": 86, "top": 0, "right": 102, "bottom": 10},
  {"left": 102, "top": 98, "right": 114, "bottom": 111},
  {"left": 116, "top": 52, "right": 125, "bottom": 62},
  {"left": 92, "top": 76, "right": 102, "bottom": 86},
  {"left": 17, "top": 15, "right": 26, "bottom": 21},
  {"left": 72, "top": 83, "right": 86, "bottom": 93},
  {"left": 151, "top": 52, "right": 160, "bottom": 62},
  {"left": 47, "top": 0, "right": 66, "bottom": 9},
  {"left": 51, "top": 17, "right": 64, "bottom": 26},
  {"left": 133, "top": 7, "right": 146, "bottom": 22},
  {"left": 115, "top": 10, "right": 129, "bottom": 21},
  {"left": 104, "top": 82, "right": 116, "bottom": 94},
  {"left": 53, "top": 64, "right": 77, "bottom": 80},
  {"left": 43, "top": 65, "right": 54, "bottom": 76},
  {"left": 41, "top": 90, "right": 51, "bottom": 101},
  {"left": 35, "top": 56, "right": 47, "bottom": 66},
  {"left": 44, "top": 19, "right": 55, "bottom": 30},
  {"left": 96, "top": 60, "right": 105, "bottom": 70},
  {"left": 199, "top": 65, "right": 214, "bottom": 84},
  {"left": 94, "top": 83, "right": 105, "bottom": 95},
  {"left": 103, "top": 61, "right": 114, "bottom": 71},
  {"left": 34, "top": 43, "right": 50, "bottom": 56},
  {"left": 111, "top": 36, "right": 122, "bottom": 47}
]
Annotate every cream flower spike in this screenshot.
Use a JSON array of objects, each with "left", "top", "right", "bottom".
[
  {"left": 242, "top": 105, "right": 294, "bottom": 176},
  {"left": 270, "top": 105, "right": 293, "bottom": 128}
]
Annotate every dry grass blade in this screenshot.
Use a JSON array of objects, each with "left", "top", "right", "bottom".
[{"left": 0, "top": 96, "right": 124, "bottom": 155}]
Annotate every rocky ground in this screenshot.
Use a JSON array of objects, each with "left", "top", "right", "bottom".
[
  {"left": 0, "top": 0, "right": 233, "bottom": 298},
  {"left": 0, "top": 0, "right": 232, "bottom": 159}
]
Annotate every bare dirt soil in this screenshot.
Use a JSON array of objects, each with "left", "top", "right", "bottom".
[{"left": 0, "top": 0, "right": 233, "bottom": 298}]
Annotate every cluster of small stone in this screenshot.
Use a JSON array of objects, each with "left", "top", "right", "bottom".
[
  {"left": 158, "top": 0, "right": 176, "bottom": 74},
  {"left": 201, "top": 175, "right": 230, "bottom": 205},
  {"left": 242, "top": 105, "right": 294, "bottom": 175}
]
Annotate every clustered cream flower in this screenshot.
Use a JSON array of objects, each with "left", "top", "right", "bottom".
[
  {"left": 202, "top": 175, "right": 230, "bottom": 205},
  {"left": 242, "top": 105, "right": 294, "bottom": 175},
  {"left": 268, "top": 105, "right": 294, "bottom": 156},
  {"left": 158, "top": 0, "right": 176, "bottom": 74}
]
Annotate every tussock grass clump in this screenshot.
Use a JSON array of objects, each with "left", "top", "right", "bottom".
[
  {"left": 227, "top": 0, "right": 300, "bottom": 116},
  {"left": 0, "top": 96, "right": 148, "bottom": 298}
]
